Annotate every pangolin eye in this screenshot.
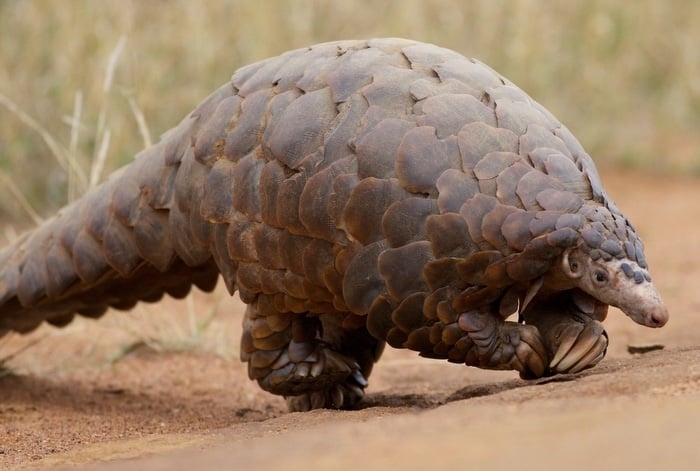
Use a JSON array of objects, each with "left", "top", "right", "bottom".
[{"left": 594, "top": 271, "right": 608, "bottom": 283}]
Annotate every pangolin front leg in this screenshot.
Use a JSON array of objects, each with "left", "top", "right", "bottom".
[
  {"left": 454, "top": 309, "right": 549, "bottom": 379},
  {"left": 240, "top": 295, "right": 383, "bottom": 411},
  {"left": 522, "top": 290, "right": 609, "bottom": 375}
]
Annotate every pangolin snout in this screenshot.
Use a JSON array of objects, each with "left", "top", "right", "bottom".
[
  {"left": 646, "top": 304, "right": 669, "bottom": 328},
  {"left": 616, "top": 280, "right": 669, "bottom": 328},
  {"left": 627, "top": 297, "right": 669, "bottom": 328}
]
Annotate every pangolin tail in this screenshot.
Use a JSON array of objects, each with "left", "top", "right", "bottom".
[{"left": 0, "top": 112, "right": 223, "bottom": 335}]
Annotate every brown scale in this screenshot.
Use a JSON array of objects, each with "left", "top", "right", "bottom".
[
  {"left": 382, "top": 198, "right": 438, "bottom": 248},
  {"left": 396, "top": 127, "right": 461, "bottom": 194},
  {"left": 355, "top": 118, "right": 414, "bottom": 179},
  {"left": 0, "top": 39, "right": 663, "bottom": 412},
  {"left": 361, "top": 66, "right": 423, "bottom": 115},
  {"left": 298, "top": 157, "right": 356, "bottom": 241},
  {"left": 458, "top": 122, "right": 519, "bottom": 170},
  {"left": 519, "top": 124, "right": 572, "bottom": 159},
  {"left": 324, "top": 100, "right": 364, "bottom": 159},
  {"left": 342, "top": 177, "right": 410, "bottom": 244},
  {"left": 417, "top": 93, "right": 496, "bottom": 137},
  {"left": 192, "top": 95, "right": 243, "bottom": 165},
  {"left": 425, "top": 212, "right": 476, "bottom": 258},
  {"left": 377, "top": 241, "right": 433, "bottom": 301}
]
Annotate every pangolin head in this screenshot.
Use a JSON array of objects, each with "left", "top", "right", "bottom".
[{"left": 560, "top": 202, "right": 668, "bottom": 328}]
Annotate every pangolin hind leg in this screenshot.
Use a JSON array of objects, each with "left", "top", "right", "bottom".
[
  {"left": 240, "top": 295, "right": 384, "bottom": 411},
  {"left": 521, "top": 291, "right": 609, "bottom": 375}
]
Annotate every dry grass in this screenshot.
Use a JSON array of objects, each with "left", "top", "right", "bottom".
[{"left": 1, "top": 0, "right": 699, "bottom": 222}]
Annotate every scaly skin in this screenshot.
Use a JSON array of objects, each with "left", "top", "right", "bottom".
[{"left": 0, "top": 39, "right": 668, "bottom": 411}]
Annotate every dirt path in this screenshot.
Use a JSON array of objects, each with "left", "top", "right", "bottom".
[
  {"left": 1, "top": 169, "right": 699, "bottom": 470},
  {"left": 58, "top": 349, "right": 700, "bottom": 471}
]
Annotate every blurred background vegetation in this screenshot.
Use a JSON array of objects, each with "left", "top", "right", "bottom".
[{"left": 1, "top": 0, "right": 699, "bottom": 226}]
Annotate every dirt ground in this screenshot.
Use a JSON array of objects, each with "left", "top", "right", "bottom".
[{"left": 0, "top": 168, "right": 699, "bottom": 470}]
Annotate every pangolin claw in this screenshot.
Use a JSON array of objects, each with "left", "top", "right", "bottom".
[
  {"left": 286, "top": 367, "right": 369, "bottom": 412},
  {"left": 549, "top": 320, "right": 608, "bottom": 374},
  {"left": 567, "top": 336, "right": 607, "bottom": 374},
  {"left": 514, "top": 326, "right": 548, "bottom": 379}
]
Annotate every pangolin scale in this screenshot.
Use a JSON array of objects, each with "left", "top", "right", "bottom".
[{"left": 0, "top": 39, "right": 668, "bottom": 411}]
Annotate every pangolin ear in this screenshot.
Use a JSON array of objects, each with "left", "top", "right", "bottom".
[{"left": 562, "top": 248, "right": 583, "bottom": 279}]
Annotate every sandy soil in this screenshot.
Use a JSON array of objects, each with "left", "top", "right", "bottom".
[{"left": 0, "top": 168, "right": 698, "bottom": 470}]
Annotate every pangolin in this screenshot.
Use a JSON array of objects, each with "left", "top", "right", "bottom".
[{"left": 0, "top": 38, "right": 668, "bottom": 411}]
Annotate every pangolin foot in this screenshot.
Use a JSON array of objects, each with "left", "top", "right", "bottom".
[
  {"left": 458, "top": 310, "right": 548, "bottom": 379},
  {"left": 258, "top": 343, "right": 367, "bottom": 410},
  {"left": 547, "top": 320, "right": 608, "bottom": 375},
  {"left": 285, "top": 369, "right": 368, "bottom": 412}
]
